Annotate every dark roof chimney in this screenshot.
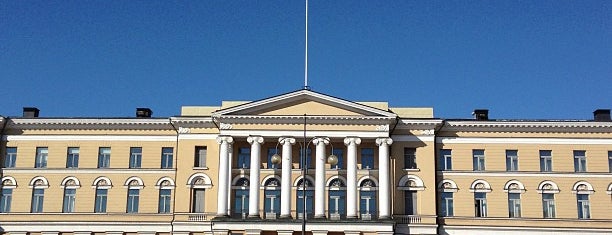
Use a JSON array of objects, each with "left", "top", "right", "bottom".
[
  {"left": 593, "top": 109, "right": 610, "bottom": 122},
  {"left": 136, "top": 108, "right": 153, "bottom": 118},
  {"left": 473, "top": 109, "right": 489, "bottom": 121},
  {"left": 23, "top": 107, "right": 40, "bottom": 118}
]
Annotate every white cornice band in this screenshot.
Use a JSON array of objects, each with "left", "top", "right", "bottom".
[
  {"left": 4, "top": 135, "right": 177, "bottom": 142},
  {"left": 438, "top": 137, "right": 612, "bottom": 145},
  {"left": 219, "top": 130, "right": 389, "bottom": 139}
]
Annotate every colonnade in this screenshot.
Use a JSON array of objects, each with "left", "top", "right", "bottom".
[{"left": 215, "top": 136, "right": 393, "bottom": 219}]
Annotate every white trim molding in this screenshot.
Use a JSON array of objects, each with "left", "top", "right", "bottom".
[
  {"left": 537, "top": 180, "right": 560, "bottom": 194},
  {"left": 469, "top": 179, "right": 492, "bottom": 193},
  {"left": 437, "top": 137, "right": 612, "bottom": 145}
]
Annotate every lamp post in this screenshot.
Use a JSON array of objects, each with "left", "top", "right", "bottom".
[{"left": 270, "top": 114, "right": 338, "bottom": 235}]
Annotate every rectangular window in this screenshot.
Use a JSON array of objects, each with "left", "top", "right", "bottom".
[
  {"left": 299, "top": 147, "right": 312, "bottom": 169},
  {"left": 126, "top": 189, "right": 140, "bottom": 213},
  {"left": 35, "top": 147, "right": 48, "bottom": 168},
  {"left": 473, "top": 150, "right": 485, "bottom": 171},
  {"left": 98, "top": 147, "right": 111, "bottom": 168},
  {"left": 574, "top": 150, "right": 587, "bottom": 172},
  {"left": 540, "top": 150, "right": 552, "bottom": 172},
  {"left": 331, "top": 148, "right": 344, "bottom": 169},
  {"left": 403, "top": 148, "right": 417, "bottom": 169},
  {"left": 234, "top": 189, "right": 249, "bottom": 217},
  {"left": 161, "top": 147, "right": 173, "bottom": 169},
  {"left": 440, "top": 192, "right": 454, "bottom": 217},
  {"left": 439, "top": 149, "right": 452, "bottom": 170},
  {"left": 66, "top": 147, "right": 79, "bottom": 168},
  {"left": 4, "top": 147, "right": 17, "bottom": 168},
  {"left": 94, "top": 189, "right": 108, "bottom": 213},
  {"left": 158, "top": 189, "right": 172, "bottom": 213},
  {"left": 194, "top": 146, "right": 207, "bottom": 168},
  {"left": 0, "top": 189, "right": 12, "bottom": 213},
  {"left": 542, "top": 193, "right": 556, "bottom": 218},
  {"left": 609, "top": 151, "right": 612, "bottom": 173},
  {"left": 267, "top": 148, "right": 278, "bottom": 169},
  {"left": 404, "top": 190, "right": 417, "bottom": 215},
  {"left": 577, "top": 194, "right": 590, "bottom": 219},
  {"left": 129, "top": 147, "right": 142, "bottom": 169},
  {"left": 506, "top": 150, "right": 518, "bottom": 171},
  {"left": 359, "top": 191, "right": 377, "bottom": 218},
  {"left": 361, "top": 148, "right": 374, "bottom": 169},
  {"left": 192, "top": 189, "right": 205, "bottom": 213},
  {"left": 508, "top": 193, "right": 521, "bottom": 218},
  {"left": 474, "top": 192, "right": 487, "bottom": 217},
  {"left": 237, "top": 147, "right": 250, "bottom": 169},
  {"left": 63, "top": 188, "right": 76, "bottom": 213},
  {"left": 31, "top": 189, "right": 45, "bottom": 213}
]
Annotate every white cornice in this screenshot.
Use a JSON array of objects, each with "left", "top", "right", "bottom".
[
  {"left": 4, "top": 135, "right": 177, "bottom": 142},
  {"left": 444, "top": 120, "right": 612, "bottom": 133},
  {"left": 219, "top": 129, "right": 390, "bottom": 139},
  {"left": 395, "top": 119, "right": 443, "bottom": 129},
  {"left": 438, "top": 137, "right": 612, "bottom": 145},
  {"left": 438, "top": 171, "right": 612, "bottom": 178},
  {"left": 216, "top": 115, "right": 395, "bottom": 126},
  {"left": 8, "top": 118, "right": 173, "bottom": 130}
]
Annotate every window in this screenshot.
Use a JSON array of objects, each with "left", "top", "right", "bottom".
[
  {"left": 0, "top": 189, "right": 12, "bottom": 213},
  {"left": 359, "top": 191, "right": 377, "bottom": 218},
  {"left": 440, "top": 192, "right": 453, "bottom": 217},
  {"left": 474, "top": 192, "right": 487, "bottom": 217},
  {"left": 542, "top": 193, "right": 556, "bottom": 218},
  {"left": 506, "top": 150, "right": 518, "bottom": 171},
  {"left": 4, "top": 147, "right": 17, "bottom": 168},
  {"left": 331, "top": 148, "right": 344, "bottom": 169},
  {"left": 404, "top": 190, "right": 417, "bottom": 215},
  {"left": 158, "top": 189, "right": 172, "bottom": 213},
  {"left": 35, "top": 147, "right": 48, "bottom": 168},
  {"left": 129, "top": 147, "right": 142, "bottom": 169},
  {"left": 126, "top": 189, "right": 139, "bottom": 213},
  {"left": 94, "top": 189, "right": 108, "bottom": 213},
  {"left": 161, "top": 147, "right": 173, "bottom": 169},
  {"left": 267, "top": 148, "right": 278, "bottom": 169},
  {"left": 194, "top": 146, "right": 207, "bottom": 168},
  {"left": 540, "top": 150, "right": 552, "bottom": 172},
  {"left": 237, "top": 147, "right": 250, "bottom": 169},
  {"left": 299, "top": 147, "right": 312, "bottom": 169},
  {"left": 264, "top": 183, "right": 281, "bottom": 218},
  {"left": 328, "top": 189, "right": 346, "bottom": 218},
  {"left": 472, "top": 150, "right": 485, "bottom": 171},
  {"left": 296, "top": 189, "right": 314, "bottom": 219},
  {"left": 577, "top": 194, "right": 590, "bottom": 219},
  {"left": 361, "top": 148, "right": 374, "bottom": 169},
  {"left": 609, "top": 151, "right": 612, "bottom": 173},
  {"left": 31, "top": 188, "right": 45, "bottom": 213},
  {"left": 66, "top": 147, "right": 79, "bottom": 168},
  {"left": 508, "top": 193, "right": 521, "bottom": 218},
  {"left": 439, "top": 149, "right": 452, "bottom": 170},
  {"left": 63, "top": 189, "right": 76, "bottom": 213},
  {"left": 574, "top": 150, "right": 587, "bottom": 172},
  {"left": 404, "top": 148, "right": 417, "bottom": 169},
  {"left": 234, "top": 188, "right": 249, "bottom": 217},
  {"left": 98, "top": 147, "right": 111, "bottom": 168},
  {"left": 191, "top": 189, "right": 205, "bottom": 213}
]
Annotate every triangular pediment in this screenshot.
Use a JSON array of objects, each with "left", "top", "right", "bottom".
[{"left": 212, "top": 89, "right": 397, "bottom": 118}]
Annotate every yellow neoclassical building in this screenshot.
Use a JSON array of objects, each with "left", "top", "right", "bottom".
[{"left": 1, "top": 89, "right": 611, "bottom": 235}]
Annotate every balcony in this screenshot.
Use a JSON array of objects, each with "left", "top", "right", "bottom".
[{"left": 394, "top": 215, "right": 422, "bottom": 224}]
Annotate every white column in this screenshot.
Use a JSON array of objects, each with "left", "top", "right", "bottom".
[
  {"left": 247, "top": 136, "right": 264, "bottom": 218},
  {"left": 280, "top": 137, "right": 296, "bottom": 218},
  {"left": 216, "top": 136, "right": 234, "bottom": 216},
  {"left": 227, "top": 143, "right": 233, "bottom": 215},
  {"left": 313, "top": 137, "right": 329, "bottom": 218},
  {"left": 344, "top": 137, "right": 361, "bottom": 219},
  {"left": 376, "top": 137, "right": 393, "bottom": 219}
]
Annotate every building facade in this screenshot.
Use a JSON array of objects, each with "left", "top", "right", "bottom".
[{"left": 1, "top": 89, "right": 611, "bottom": 235}]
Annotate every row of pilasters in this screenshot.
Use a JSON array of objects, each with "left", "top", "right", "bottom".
[{"left": 215, "top": 136, "right": 393, "bottom": 219}]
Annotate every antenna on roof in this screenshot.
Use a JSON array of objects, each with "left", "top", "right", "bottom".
[{"left": 303, "top": 0, "right": 310, "bottom": 90}]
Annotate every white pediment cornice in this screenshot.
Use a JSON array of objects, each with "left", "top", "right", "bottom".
[
  {"left": 212, "top": 89, "right": 398, "bottom": 118},
  {"left": 444, "top": 120, "right": 612, "bottom": 133},
  {"left": 7, "top": 118, "right": 173, "bottom": 130},
  {"left": 216, "top": 114, "right": 395, "bottom": 126}
]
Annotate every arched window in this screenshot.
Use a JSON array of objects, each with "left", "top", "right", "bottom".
[
  {"left": 188, "top": 173, "right": 213, "bottom": 213},
  {"left": 295, "top": 177, "right": 314, "bottom": 219},
  {"left": 504, "top": 180, "right": 525, "bottom": 218},
  {"left": 29, "top": 177, "right": 49, "bottom": 213},
  {"left": 125, "top": 177, "right": 144, "bottom": 213},
  {"left": 573, "top": 181, "right": 594, "bottom": 219},
  {"left": 93, "top": 177, "right": 112, "bottom": 213},
  {"left": 156, "top": 177, "right": 175, "bottom": 214},
  {"left": 60, "top": 176, "right": 80, "bottom": 213},
  {"left": 0, "top": 176, "right": 17, "bottom": 213},
  {"left": 470, "top": 180, "right": 491, "bottom": 218},
  {"left": 327, "top": 177, "right": 346, "bottom": 219},
  {"left": 359, "top": 177, "right": 378, "bottom": 220},
  {"left": 437, "top": 179, "right": 457, "bottom": 217},
  {"left": 233, "top": 177, "right": 250, "bottom": 218},
  {"left": 397, "top": 175, "right": 425, "bottom": 216},
  {"left": 263, "top": 176, "right": 281, "bottom": 219}
]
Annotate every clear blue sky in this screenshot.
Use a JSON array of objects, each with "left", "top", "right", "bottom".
[{"left": 1, "top": 1, "right": 611, "bottom": 119}]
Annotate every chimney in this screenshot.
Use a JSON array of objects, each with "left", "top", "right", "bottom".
[
  {"left": 473, "top": 109, "right": 489, "bottom": 121},
  {"left": 593, "top": 109, "right": 611, "bottom": 122},
  {"left": 23, "top": 107, "right": 40, "bottom": 118},
  {"left": 136, "top": 108, "right": 153, "bottom": 118}
]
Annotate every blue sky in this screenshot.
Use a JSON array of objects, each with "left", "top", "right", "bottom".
[{"left": 1, "top": 1, "right": 611, "bottom": 119}]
